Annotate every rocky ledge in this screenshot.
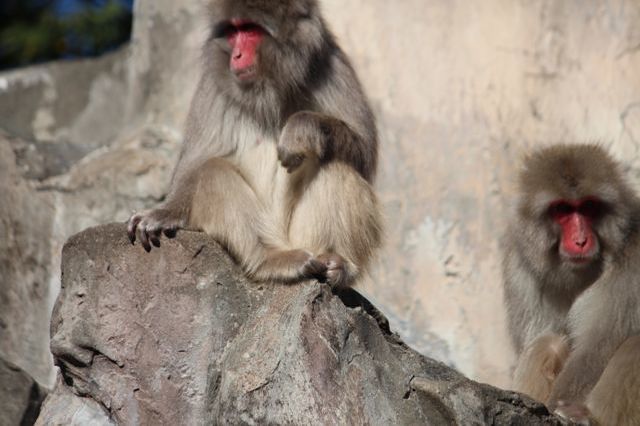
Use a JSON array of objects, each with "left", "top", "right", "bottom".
[{"left": 35, "top": 223, "right": 564, "bottom": 425}]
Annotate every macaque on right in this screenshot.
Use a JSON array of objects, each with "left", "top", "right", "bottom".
[{"left": 502, "top": 144, "right": 640, "bottom": 425}]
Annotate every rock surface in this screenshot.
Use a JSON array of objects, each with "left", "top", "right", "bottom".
[
  {"left": 35, "top": 224, "right": 564, "bottom": 425},
  {"left": 0, "top": 358, "right": 46, "bottom": 426},
  {"left": 0, "top": 133, "right": 56, "bottom": 387},
  {"left": 0, "top": 0, "right": 202, "bottom": 390}
]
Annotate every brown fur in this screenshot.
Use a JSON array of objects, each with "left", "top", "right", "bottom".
[
  {"left": 503, "top": 144, "right": 640, "bottom": 423},
  {"left": 512, "top": 333, "right": 570, "bottom": 402},
  {"left": 586, "top": 335, "right": 640, "bottom": 426},
  {"left": 127, "top": 0, "right": 382, "bottom": 288}
]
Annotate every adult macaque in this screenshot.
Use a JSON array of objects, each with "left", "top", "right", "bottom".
[
  {"left": 127, "top": 0, "right": 382, "bottom": 288},
  {"left": 503, "top": 144, "right": 640, "bottom": 424}
]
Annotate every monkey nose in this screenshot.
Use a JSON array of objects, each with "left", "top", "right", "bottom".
[{"left": 574, "top": 238, "right": 587, "bottom": 247}]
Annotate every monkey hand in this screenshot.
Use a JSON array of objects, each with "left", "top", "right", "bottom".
[
  {"left": 127, "top": 208, "right": 186, "bottom": 252},
  {"left": 278, "top": 111, "right": 329, "bottom": 173},
  {"left": 553, "top": 401, "right": 593, "bottom": 426}
]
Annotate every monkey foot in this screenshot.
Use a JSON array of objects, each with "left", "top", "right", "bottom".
[
  {"left": 127, "top": 208, "right": 186, "bottom": 252},
  {"left": 301, "top": 255, "right": 328, "bottom": 278},
  {"left": 554, "top": 401, "right": 592, "bottom": 426},
  {"left": 315, "top": 253, "right": 348, "bottom": 288}
]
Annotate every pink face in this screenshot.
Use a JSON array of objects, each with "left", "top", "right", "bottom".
[
  {"left": 548, "top": 198, "right": 604, "bottom": 262},
  {"left": 226, "top": 19, "right": 265, "bottom": 81}
]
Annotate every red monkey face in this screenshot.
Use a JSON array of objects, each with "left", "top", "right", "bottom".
[
  {"left": 548, "top": 198, "right": 605, "bottom": 263},
  {"left": 208, "top": 0, "right": 326, "bottom": 95},
  {"left": 227, "top": 20, "right": 264, "bottom": 78},
  {"left": 215, "top": 19, "right": 266, "bottom": 83}
]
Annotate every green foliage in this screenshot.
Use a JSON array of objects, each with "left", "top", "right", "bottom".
[{"left": 0, "top": 0, "right": 132, "bottom": 70}]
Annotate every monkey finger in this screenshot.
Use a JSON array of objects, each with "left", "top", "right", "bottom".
[
  {"left": 139, "top": 224, "right": 152, "bottom": 252},
  {"left": 277, "top": 149, "right": 305, "bottom": 171},
  {"left": 163, "top": 227, "right": 178, "bottom": 238},
  {"left": 150, "top": 228, "right": 162, "bottom": 248},
  {"left": 127, "top": 215, "right": 142, "bottom": 244}
]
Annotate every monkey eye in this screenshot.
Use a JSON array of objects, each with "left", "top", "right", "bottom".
[
  {"left": 548, "top": 201, "right": 574, "bottom": 221},
  {"left": 212, "top": 21, "right": 234, "bottom": 39},
  {"left": 578, "top": 199, "right": 608, "bottom": 220},
  {"left": 213, "top": 21, "right": 266, "bottom": 43}
]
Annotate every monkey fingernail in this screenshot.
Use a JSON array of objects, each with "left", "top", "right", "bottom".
[
  {"left": 140, "top": 230, "right": 152, "bottom": 252},
  {"left": 127, "top": 226, "right": 137, "bottom": 244}
]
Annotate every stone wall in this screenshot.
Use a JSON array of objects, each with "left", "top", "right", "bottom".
[{"left": 323, "top": 0, "right": 640, "bottom": 386}]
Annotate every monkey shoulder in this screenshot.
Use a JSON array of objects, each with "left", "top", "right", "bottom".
[{"left": 310, "top": 53, "right": 375, "bottom": 140}]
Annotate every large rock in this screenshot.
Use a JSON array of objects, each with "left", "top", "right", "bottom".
[
  {"left": 0, "top": 1, "right": 205, "bottom": 392},
  {"left": 0, "top": 134, "right": 56, "bottom": 386},
  {"left": 0, "top": 50, "right": 128, "bottom": 174},
  {"left": 0, "top": 358, "right": 46, "bottom": 426},
  {"left": 36, "top": 224, "right": 564, "bottom": 425}
]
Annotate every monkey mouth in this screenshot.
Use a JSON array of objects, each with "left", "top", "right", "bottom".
[
  {"left": 561, "top": 252, "right": 597, "bottom": 266},
  {"left": 233, "top": 65, "right": 259, "bottom": 83},
  {"left": 567, "top": 256, "right": 592, "bottom": 265}
]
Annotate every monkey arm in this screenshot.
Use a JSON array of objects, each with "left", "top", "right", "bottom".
[
  {"left": 547, "top": 300, "right": 628, "bottom": 410},
  {"left": 318, "top": 113, "right": 376, "bottom": 182},
  {"left": 295, "top": 50, "right": 378, "bottom": 182},
  {"left": 547, "top": 342, "right": 613, "bottom": 408},
  {"left": 278, "top": 110, "right": 376, "bottom": 181},
  {"left": 548, "top": 271, "right": 640, "bottom": 407}
]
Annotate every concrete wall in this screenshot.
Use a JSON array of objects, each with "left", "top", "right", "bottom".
[{"left": 322, "top": 0, "right": 640, "bottom": 387}]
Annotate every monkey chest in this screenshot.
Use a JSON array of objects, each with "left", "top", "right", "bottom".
[{"left": 232, "top": 138, "right": 287, "bottom": 205}]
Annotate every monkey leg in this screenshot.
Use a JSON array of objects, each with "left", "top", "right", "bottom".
[
  {"left": 189, "top": 158, "right": 325, "bottom": 283},
  {"left": 585, "top": 335, "right": 640, "bottom": 426},
  {"left": 287, "top": 162, "right": 382, "bottom": 287},
  {"left": 512, "top": 333, "right": 570, "bottom": 402}
]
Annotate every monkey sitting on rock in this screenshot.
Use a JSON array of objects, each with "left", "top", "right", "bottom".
[
  {"left": 127, "top": 0, "right": 382, "bottom": 288},
  {"left": 503, "top": 144, "right": 640, "bottom": 425}
]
